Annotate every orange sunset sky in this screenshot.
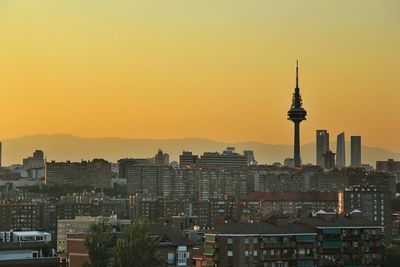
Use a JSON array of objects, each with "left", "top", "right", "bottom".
[{"left": 0, "top": 1, "right": 399, "bottom": 152}]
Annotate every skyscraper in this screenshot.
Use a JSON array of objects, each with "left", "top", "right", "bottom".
[
  {"left": 287, "top": 61, "right": 307, "bottom": 167},
  {"left": 351, "top": 136, "right": 361, "bottom": 167},
  {"left": 336, "top": 132, "right": 346, "bottom": 168},
  {"left": 316, "top": 130, "right": 329, "bottom": 167}
]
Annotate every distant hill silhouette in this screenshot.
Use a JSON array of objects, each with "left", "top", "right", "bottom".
[{"left": 1, "top": 134, "right": 399, "bottom": 166}]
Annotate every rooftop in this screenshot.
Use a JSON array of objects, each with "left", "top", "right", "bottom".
[
  {"left": 241, "top": 191, "right": 338, "bottom": 202},
  {"left": 151, "top": 224, "right": 194, "bottom": 246},
  {"left": 208, "top": 222, "right": 316, "bottom": 236},
  {"left": 12, "top": 231, "right": 51, "bottom": 237},
  {"left": 299, "top": 216, "right": 382, "bottom": 229}
]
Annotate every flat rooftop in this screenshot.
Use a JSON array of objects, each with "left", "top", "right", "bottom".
[{"left": 12, "top": 231, "right": 51, "bottom": 237}]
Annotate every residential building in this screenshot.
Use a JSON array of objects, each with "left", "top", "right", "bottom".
[
  {"left": 299, "top": 210, "right": 385, "bottom": 266},
  {"left": 201, "top": 215, "right": 318, "bottom": 267},
  {"left": 155, "top": 149, "right": 170, "bottom": 166},
  {"left": 46, "top": 159, "right": 112, "bottom": 188},
  {"left": 0, "top": 201, "right": 51, "bottom": 232},
  {"left": 243, "top": 150, "right": 257, "bottom": 166},
  {"left": 376, "top": 159, "right": 400, "bottom": 173},
  {"left": 256, "top": 173, "right": 308, "bottom": 192},
  {"left": 179, "top": 151, "right": 198, "bottom": 167},
  {"left": 57, "top": 215, "right": 130, "bottom": 253},
  {"left": 66, "top": 224, "right": 194, "bottom": 267},
  {"left": 197, "top": 147, "right": 248, "bottom": 168},
  {"left": 0, "top": 230, "right": 60, "bottom": 267},
  {"left": 118, "top": 158, "right": 154, "bottom": 178},
  {"left": 66, "top": 233, "right": 89, "bottom": 267},
  {"left": 340, "top": 185, "right": 392, "bottom": 243},
  {"left": 57, "top": 216, "right": 97, "bottom": 252},
  {"left": 240, "top": 192, "right": 338, "bottom": 222},
  {"left": 23, "top": 150, "right": 45, "bottom": 179}
]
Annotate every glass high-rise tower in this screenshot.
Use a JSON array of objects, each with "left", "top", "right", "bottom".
[
  {"left": 351, "top": 136, "right": 361, "bottom": 167},
  {"left": 336, "top": 132, "right": 346, "bottom": 168}
]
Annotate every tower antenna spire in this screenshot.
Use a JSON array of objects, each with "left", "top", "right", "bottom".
[{"left": 296, "top": 59, "right": 299, "bottom": 88}]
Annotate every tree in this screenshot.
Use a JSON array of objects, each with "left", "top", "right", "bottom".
[
  {"left": 85, "top": 220, "right": 115, "bottom": 267},
  {"left": 383, "top": 245, "right": 400, "bottom": 267},
  {"left": 115, "top": 218, "right": 162, "bottom": 267}
]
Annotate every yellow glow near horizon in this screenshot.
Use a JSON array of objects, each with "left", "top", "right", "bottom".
[{"left": 0, "top": 0, "right": 399, "bottom": 152}]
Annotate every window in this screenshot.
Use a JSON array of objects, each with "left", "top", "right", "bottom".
[
  {"left": 227, "top": 238, "right": 233, "bottom": 244},
  {"left": 253, "top": 238, "right": 258, "bottom": 244},
  {"left": 254, "top": 251, "right": 258, "bottom": 256},
  {"left": 245, "top": 238, "right": 249, "bottom": 244},
  {"left": 167, "top": 252, "right": 175, "bottom": 264},
  {"left": 227, "top": 251, "right": 233, "bottom": 257},
  {"left": 270, "top": 249, "right": 275, "bottom": 256},
  {"left": 245, "top": 251, "right": 249, "bottom": 256}
]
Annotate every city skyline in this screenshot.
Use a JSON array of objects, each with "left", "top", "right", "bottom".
[
  {"left": 0, "top": 1, "right": 399, "bottom": 153},
  {"left": 0, "top": 2, "right": 399, "bottom": 266}
]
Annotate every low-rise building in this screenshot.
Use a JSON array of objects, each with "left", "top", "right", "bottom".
[
  {"left": 67, "top": 224, "right": 194, "bottom": 267},
  {"left": 340, "top": 184, "right": 392, "bottom": 243},
  {"left": 299, "top": 210, "right": 385, "bottom": 266},
  {"left": 0, "top": 230, "right": 61, "bottom": 267},
  {"left": 200, "top": 215, "right": 318, "bottom": 267},
  {"left": 57, "top": 215, "right": 131, "bottom": 252}
]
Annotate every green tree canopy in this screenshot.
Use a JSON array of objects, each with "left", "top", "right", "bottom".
[
  {"left": 85, "top": 220, "right": 115, "bottom": 267},
  {"left": 383, "top": 245, "right": 400, "bottom": 267},
  {"left": 115, "top": 218, "right": 162, "bottom": 267}
]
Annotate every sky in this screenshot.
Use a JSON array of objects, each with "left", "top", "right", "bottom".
[{"left": 0, "top": 0, "right": 399, "bottom": 152}]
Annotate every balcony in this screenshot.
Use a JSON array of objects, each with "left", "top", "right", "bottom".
[
  {"left": 261, "top": 241, "right": 296, "bottom": 248},
  {"left": 322, "top": 260, "right": 343, "bottom": 266},
  {"left": 342, "top": 235, "right": 360, "bottom": 241},
  {"left": 343, "top": 260, "right": 363, "bottom": 267},
  {"left": 296, "top": 254, "right": 316, "bottom": 260},
  {"left": 321, "top": 240, "right": 342, "bottom": 250}
]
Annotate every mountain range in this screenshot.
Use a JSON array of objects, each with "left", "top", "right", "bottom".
[{"left": 1, "top": 134, "right": 399, "bottom": 166}]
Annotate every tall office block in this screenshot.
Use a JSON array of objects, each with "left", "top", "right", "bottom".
[
  {"left": 336, "top": 132, "right": 346, "bottom": 168},
  {"left": 287, "top": 61, "right": 307, "bottom": 167},
  {"left": 316, "top": 130, "right": 329, "bottom": 167},
  {"left": 351, "top": 136, "right": 361, "bottom": 167}
]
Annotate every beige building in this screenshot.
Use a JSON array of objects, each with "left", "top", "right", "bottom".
[
  {"left": 57, "top": 215, "right": 130, "bottom": 252},
  {"left": 57, "top": 216, "right": 96, "bottom": 252}
]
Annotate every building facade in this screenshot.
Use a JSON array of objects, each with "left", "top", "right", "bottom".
[
  {"left": 46, "top": 159, "right": 112, "bottom": 188},
  {"left": 350, "top": 136, "right": 361, "bottom": 167},
  {"left": 336, "top": 132, "right": 346, "bottom": 169},
  {"left": 316, "top": 130, "right": 329, "bottom": 167}
]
